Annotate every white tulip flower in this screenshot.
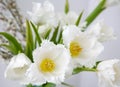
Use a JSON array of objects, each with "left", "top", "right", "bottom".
[
  {"left": 28, "top": 1, "right": 58, "bottom": 27},
  {"left": 26, "top": 40, "right": 70, "bottom": 85},
  {"left": 97, "top": 59, "right": 120, "bottom": 87},
  {"left": 57, "top": 11, "right": 78, "bottom": 26},
  {"left": 87, "top": 21, "right": 116, "bottom": 42},
  {"left": 4, "top": 53, "right": 31, "bottom": 84},
  {"left": 62, "top": 25, "right": 104, "bottom": 68}
]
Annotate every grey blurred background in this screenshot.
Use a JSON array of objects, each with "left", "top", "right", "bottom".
[{"left": 0, "top": 0, "right": 120, "bottom": 87}]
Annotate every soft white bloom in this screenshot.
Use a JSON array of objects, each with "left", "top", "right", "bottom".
[
  {"left": 97, "top": 59, "right": 120, "bottom": 87},
  {"left": 87, "top": 21, "right": 116, "bottom": 42},
  {"left": 103, "top": 0, "right": 120, "bottom": 7},
  {"left": 28, "top": 1, "right": 58, "bottom": 27},
  {"left": 26, "top": 40, "right": 70, "bottom": 85},
  {"left": 57, "top": 11, "right": 78, "bottom": 26},
  {"left": 62, "top": 25, "right": 104, "bottom": 68},
  {"left": 4, "top": 53, "right": 31, "bottom": 84}
]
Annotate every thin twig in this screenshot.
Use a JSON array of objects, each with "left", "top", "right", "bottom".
[{"left": 1, "top": 0, "right": 25, "bottom": 36}]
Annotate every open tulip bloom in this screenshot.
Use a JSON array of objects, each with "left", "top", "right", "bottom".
[{"left": 0, "top": 0, "right": 120, "bottom": 87}]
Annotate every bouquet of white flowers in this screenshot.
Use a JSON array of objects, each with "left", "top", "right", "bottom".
[{"left": 0, "top": 0, "right": 120, "bottom": 87}]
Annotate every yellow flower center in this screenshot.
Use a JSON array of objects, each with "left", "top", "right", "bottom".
[
  {"left": 70, "top": 41, "right": 82, "bottom": 57},
  {"left": 39, "top": 58, "right": 55, "bottom": 73}
]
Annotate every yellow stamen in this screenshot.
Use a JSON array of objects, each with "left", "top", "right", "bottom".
[
  {"left": 39, "top": 58, "right": 55, "bottom": 73},
  {"left": 70, "top": 41, "right": 82, "bottom": 57}
]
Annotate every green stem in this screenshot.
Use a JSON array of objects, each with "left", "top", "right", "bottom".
[
  {"left": 81, "top": 67, "right": 97, "bottom": 72},
  {"left": 85, "top": 0, "right": 106, "bottom": 28},
  {"left": 72, "top": 67, "right": 97, "bottom": 75}
]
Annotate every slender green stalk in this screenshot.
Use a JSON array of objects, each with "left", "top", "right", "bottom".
[
  {"left": 85, "top": 0, "right": 106, "bottom": 28},
  {"left": 72, "top": 67, "right": 97, "bottom": 75}
]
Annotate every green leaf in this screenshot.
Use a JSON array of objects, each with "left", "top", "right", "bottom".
[
  {"left": 33, "top": 86, "right": 42, "bottom": 87},
  {"left": 26, "top": 84, "right": 33, "bottom": 87},
  {"left": 0, "top": 32, "right": 23, "bottom": 54},
  {"left": 42, "top": 83, "right": 56, "bottom": 87},
  {"left": 85, "top": 0, "right": 106, "bottom": 27},
  {"left": 57, "top": 30, "right": 63, "bottom": 44},
  {"left": 50, "top": 26, "right": 59, "bottom": 44},
  {"left": 93, "top": 61, "right": 101, "bottom": 69},
  {"left": 72, "top": 67, "right": 97, "bottom": 75},
  {"left": 30, "top": 21, "right": 42, "bottom": 46},
  {"left": 45, "top": 29, "right": 51, "bottom": 39},
  {"left": 64, "top": 0, "right": 69, "bottom": 14},
  {"left": 26, "top": 84, "right": 42, "bottom": 87},
  {"left": 25, "top": 20, "right": 34, "bottom": 62},
  {"left": 0, "top": 44, "right": 18, "bottom": 54},
  {"left": 75, "top": 11, "right": 84, "bottom": 26}
]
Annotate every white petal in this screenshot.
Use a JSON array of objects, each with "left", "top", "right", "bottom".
[
  {"left": 32, "top": 2, "right": 41, "bottom": 12},
  {"left": 27, "top": 1, "right": 57, "bottom": 27},
  {"left": 66, "top": 12, "right": 78, "bottom": 25},
  {"left": 26, "top": 64, "right": 46, "bottom": 85},
  {"left": 97, "top": 59, "right": 120, "bottom": 70},
  {"left": 57, "top": 11, "right": 78, "bottom": 26},
  {"left": 43, "top": 1, "right": 54, "bottom": 12},
  {"left": 62, "top": 25, "right": 82, "bottom": 46},
  {"left": 33, "top": 40, "right": 55, "bottom": 63}
]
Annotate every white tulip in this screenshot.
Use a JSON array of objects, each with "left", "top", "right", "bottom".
[
  {"left": 87, "top": 20, "right": 116, "bottom": 42},
  {"left": 97, "top": 59, "right": 120, "bottom": 87},
  {"left": 26, "top": 40, "right": 70, "bottom": 85},
  {"left": 4, "top": 53, "right": 31, "bottom": 84},
  {"left": 62, "top": 25, "right": 104, "bottom": 68},
  {"left": 57, "top": 11, "right": 78, "bottom": 26},
  {"left": 28, "top": 1, "right": 58, "bottom": 27}
]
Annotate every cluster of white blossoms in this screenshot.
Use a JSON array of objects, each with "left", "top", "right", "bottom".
[
  {"left": 5, "top": 41, "right": 70, "bottom": 85},
  {"left": 3, "top": 0, "right": 120, "bottom": 87}
]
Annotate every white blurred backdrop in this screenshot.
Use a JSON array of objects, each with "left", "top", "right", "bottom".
[{"left": 0, "top": 0, "right": 120, "bottom": 87}]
